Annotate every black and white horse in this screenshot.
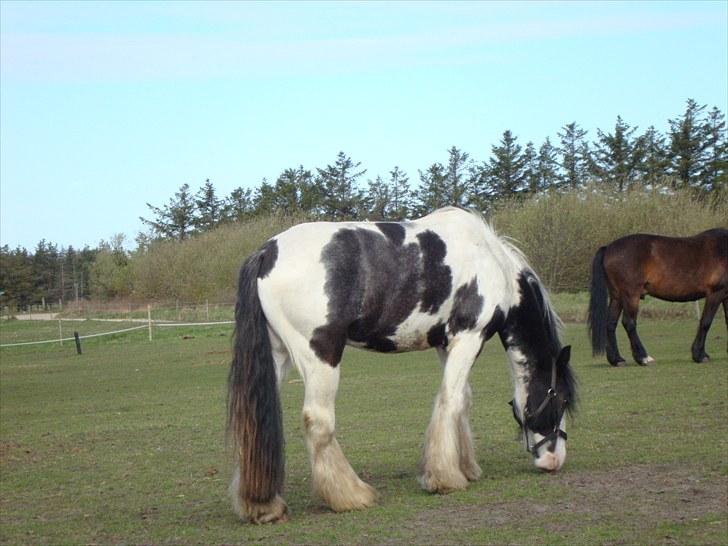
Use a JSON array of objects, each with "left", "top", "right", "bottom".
[{"left": 228, "top": 207, "right": 576, "bottom": 523}]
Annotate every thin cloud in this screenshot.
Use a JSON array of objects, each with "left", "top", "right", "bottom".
[{"left": 0, "top": 10, "right": 719, "bottom": 83}]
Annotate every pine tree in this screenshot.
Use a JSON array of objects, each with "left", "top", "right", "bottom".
[
  {"left": 224, "top": 186, "right": 254, "bottom": 222},
  {"left": 443, "top": 146, "right": 472, "bottom": 207},
  {"left": 0, "top": 246, "right": 33, "bottom": 309},
  {"left": 480, "top": 130, "right": 528, "bottom": 199},
  {"left": 316, "top": 152, "right": 366, "bottom": 220},
  {"left": 387, "top": 166, "right": 411, "bottom": 220},
  {"left": 194, "top": 179, "right": 223, "bottom": 232},
  {"left": 592, "top": 116, "right": 644, "bottom": 192},
  {"left": 701, "top": 106, "right": 727, "bottom": 194},
  {"left": 558, "top": 122, "right": 591, "bottom": 189},
  {"left": 140, "top": 183, "right": 197, "bottom": 240},
  {"left": 668, "top": 98, "right": 709, "bottom": 189},
  {"left": 522, "top": 142, "right": 539, "bottom": 193},
  {"left": 31, "top": 240, "right": 59, "bottom": 304},
  {"left": 364, "top": 175, "right": 391, "bottom": 220},
  {"left": 270, "top": 166, "right": 320, "bottom": 216},
  {"left": 536, "top": 137, "right": 560, "bottom": 192},
  {"left": 253, "top": 179, "right": 276, "bottom": 216},
  {"left": 414, "top": 162, "right": 448, "bottom": 215},
  {"left": 638, "top": 126, "right": 670, "bottom": 187}
]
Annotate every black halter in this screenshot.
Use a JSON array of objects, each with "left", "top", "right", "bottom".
[{"left": 509, "top": 359, "right": 568, "bottom": 456}]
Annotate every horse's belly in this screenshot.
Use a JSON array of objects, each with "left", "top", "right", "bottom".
[
  {"left": 387, "top": 313, "right": 446, "bottom": 351},
  {"left": 345, "top": 312, "right": 444, "bottom": 354}
]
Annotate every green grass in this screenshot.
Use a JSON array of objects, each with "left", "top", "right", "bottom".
[{"left": 1, "top": 317, "right": 726, "bottom": 545}]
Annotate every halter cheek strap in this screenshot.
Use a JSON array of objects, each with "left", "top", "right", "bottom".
[{"left": 509, "top": 359, "right": 568, "bottom": 456}]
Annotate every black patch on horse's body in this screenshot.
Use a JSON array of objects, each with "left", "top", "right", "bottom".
[
  {"left": 257, "top": 239, "right": 279, "bottom": 279},
  {"left": 311, "top": 227, "right": 422, "bottom": 365},
  {"left": 481, "top": 306, "right": 505, "bottom": 341},
  {"left": 376, "top": 222, "right": 406, "bottom": 246},
  {"left": 310, "top": 226, "right": 458, "bottom": 364},
  {"left": 417, "top": 230, "right": 452, "bottom": 314},
  {"left": 427, "top": 322, "right": 448, "bottom": 348},
  {"left": 447, "top": 277, "right": 484, "bottom": 335}
]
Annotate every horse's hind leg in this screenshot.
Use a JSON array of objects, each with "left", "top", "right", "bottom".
[
  {"left": 691, "top": 292, "right": 724, "bottom": 363},
  {"left": 419, "top": 333, "right": 482, "bottom": 493},
  {"left": 621, "top": 296, "right": 653, "bottom": 365},
  {"left": 299, "top": 352, "right": 377, "bottom": 512},
  {"left": 606, "top": 298, "right": 626, "bottom": 366}
]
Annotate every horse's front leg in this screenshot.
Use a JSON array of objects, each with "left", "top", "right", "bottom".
[
  {"left": 301, "top": 356, "right": 377, "bottom": 512},
  {"left": 691, "top": 292, "right": 724, "bottom": 363},
  {"left": 419, "top": 333, "right": 482, "bottom": 493}
]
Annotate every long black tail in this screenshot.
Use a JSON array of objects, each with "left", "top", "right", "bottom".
[
  {"left": 587, "top": 246, "right": 609, "bottom": 356},
  {"left": 227, "top": 246, "right": 284, "bottom": 515}
]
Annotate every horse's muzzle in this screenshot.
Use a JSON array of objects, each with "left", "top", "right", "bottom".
[{"left": 534, "top": 451, "right": 563, "bottom": 472}]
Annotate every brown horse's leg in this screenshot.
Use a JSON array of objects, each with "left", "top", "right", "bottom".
[
  {"left": 691, "top": 292, "right": 725, "bottom": 363},
  {"left": 723, "top": 297, "right": 728, "bottom": 355},
  {"left": 621, "top": 296, "right": 653, "bottom": 365},
  {"left": 606, "top": 298, "right": 625, "bottom": 366}
]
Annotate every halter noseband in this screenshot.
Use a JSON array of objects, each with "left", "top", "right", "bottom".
[{"left": 509, "top": 359, "right": 568, "bottom": 456}]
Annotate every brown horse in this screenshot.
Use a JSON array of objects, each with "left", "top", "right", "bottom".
[{"left": 588, "top": 228, "right": 728, "bottom": 365}]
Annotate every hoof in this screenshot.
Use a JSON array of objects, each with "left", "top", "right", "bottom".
[
  {"left": 418, "top": 468, "right": 468, "bottom": 494},
  {"left": 462, "top": 461, "right": 482, "bottom": 482},
  {"left": 240, "top": 495, "right": 289, "bottom": 524},
  {"left": 325, "top": 480, "right": 378, "bottom": 513},
  {"left": 693, "top": 355, "right": 710, "bottom": 363},
  {"left": 638, "top": 356, "right": 655, "bottom": 366},
  {"left": 609, "top": 359, "right": 626, "bottom": 367}
]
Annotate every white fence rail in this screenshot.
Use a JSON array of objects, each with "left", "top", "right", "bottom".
[{"left": 0, "top": 318, "right": 234, "bottom": 348}]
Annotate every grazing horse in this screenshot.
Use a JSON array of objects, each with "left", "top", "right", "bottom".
[
  {"left": 228, "top": 207, "right": 576, "bottom": 523},
  {"left": 588, "top": 228, "right": 728, "bottom": 365}
]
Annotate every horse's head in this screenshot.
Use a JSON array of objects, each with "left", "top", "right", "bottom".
[
  {"left": 499, "top": 270, "right": 577, "bottom": 472},
  {"left": 509, "top": 344, "right": 576, "bottom": 472}
]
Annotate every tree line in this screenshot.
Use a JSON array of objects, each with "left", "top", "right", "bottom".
[
  {"left": 1, "top": 99, "right": 725, "bottom": 308},
  {"left": 139, "top": 99, "right": 726, "bottom": 240}
]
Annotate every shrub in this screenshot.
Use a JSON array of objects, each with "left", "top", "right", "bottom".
[{"left": 490, "top": 187, "right": 727, "bottom": 291}]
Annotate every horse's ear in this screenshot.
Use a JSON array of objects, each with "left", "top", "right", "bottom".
[{"left": 557, "top": 345, "right": 571, "bottom": 367}]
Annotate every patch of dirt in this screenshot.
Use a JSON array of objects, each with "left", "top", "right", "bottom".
[
  {"left": 0, "top": 441, "right": 39, "bottom": 465},
  {"left": 387, "top": 464, "right": 727, "bottom": 545}
]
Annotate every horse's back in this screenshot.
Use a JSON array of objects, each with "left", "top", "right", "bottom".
[{"left": 255, "top": 208, "right": 519, "bottom": 361}]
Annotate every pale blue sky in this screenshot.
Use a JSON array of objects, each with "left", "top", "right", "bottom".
[{"left": 1, "top": 1, "right": 726, "bottom": 250}]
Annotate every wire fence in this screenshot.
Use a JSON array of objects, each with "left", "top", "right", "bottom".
[{"left": 0, "top": 312, "right": 235, "bottom": 349}]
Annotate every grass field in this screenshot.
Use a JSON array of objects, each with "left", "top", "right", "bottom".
[{"left": 1, "top": 316, "right": 726, "bottom": 545}]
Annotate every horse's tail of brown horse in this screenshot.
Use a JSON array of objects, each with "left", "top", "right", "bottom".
[
  {"left": 227, "top": 247, "right": 284, "bottom": 520},
  {"left": 588, "top": 246, "right": 609, "bottom": 356}
]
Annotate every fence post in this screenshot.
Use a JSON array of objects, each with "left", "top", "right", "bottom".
[
  {"left": 58, "top": 320, "right": 63, "bottom": 347},
  {"left": 147, "top": 304, "right": 153, "bottom": 341},
  {"left": 694, "top": 300, "right": 701, "bottom": 320},
  {"left": 206, "top": 300, "right": 209, "bottom": 322},
  {"left": 73, "top": 332, "right": 82, "bottom": 355}
]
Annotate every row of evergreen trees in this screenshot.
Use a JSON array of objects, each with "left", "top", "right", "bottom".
[
  {"left": 140, "top": 99, "right": 726, "bottom": 240},
  {"left": 0, "top": 242, "right": 98, "bottom": 309}
]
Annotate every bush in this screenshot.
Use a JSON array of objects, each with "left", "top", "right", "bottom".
[
  {"left": 490, "top": 187, "right": 727, "bottom": 291},
  {"left": 129, "top": 213, "right": 308, "bottom": 301},
  {"left": 108, "top": 188, "right": 727, "bottom": 302}
]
